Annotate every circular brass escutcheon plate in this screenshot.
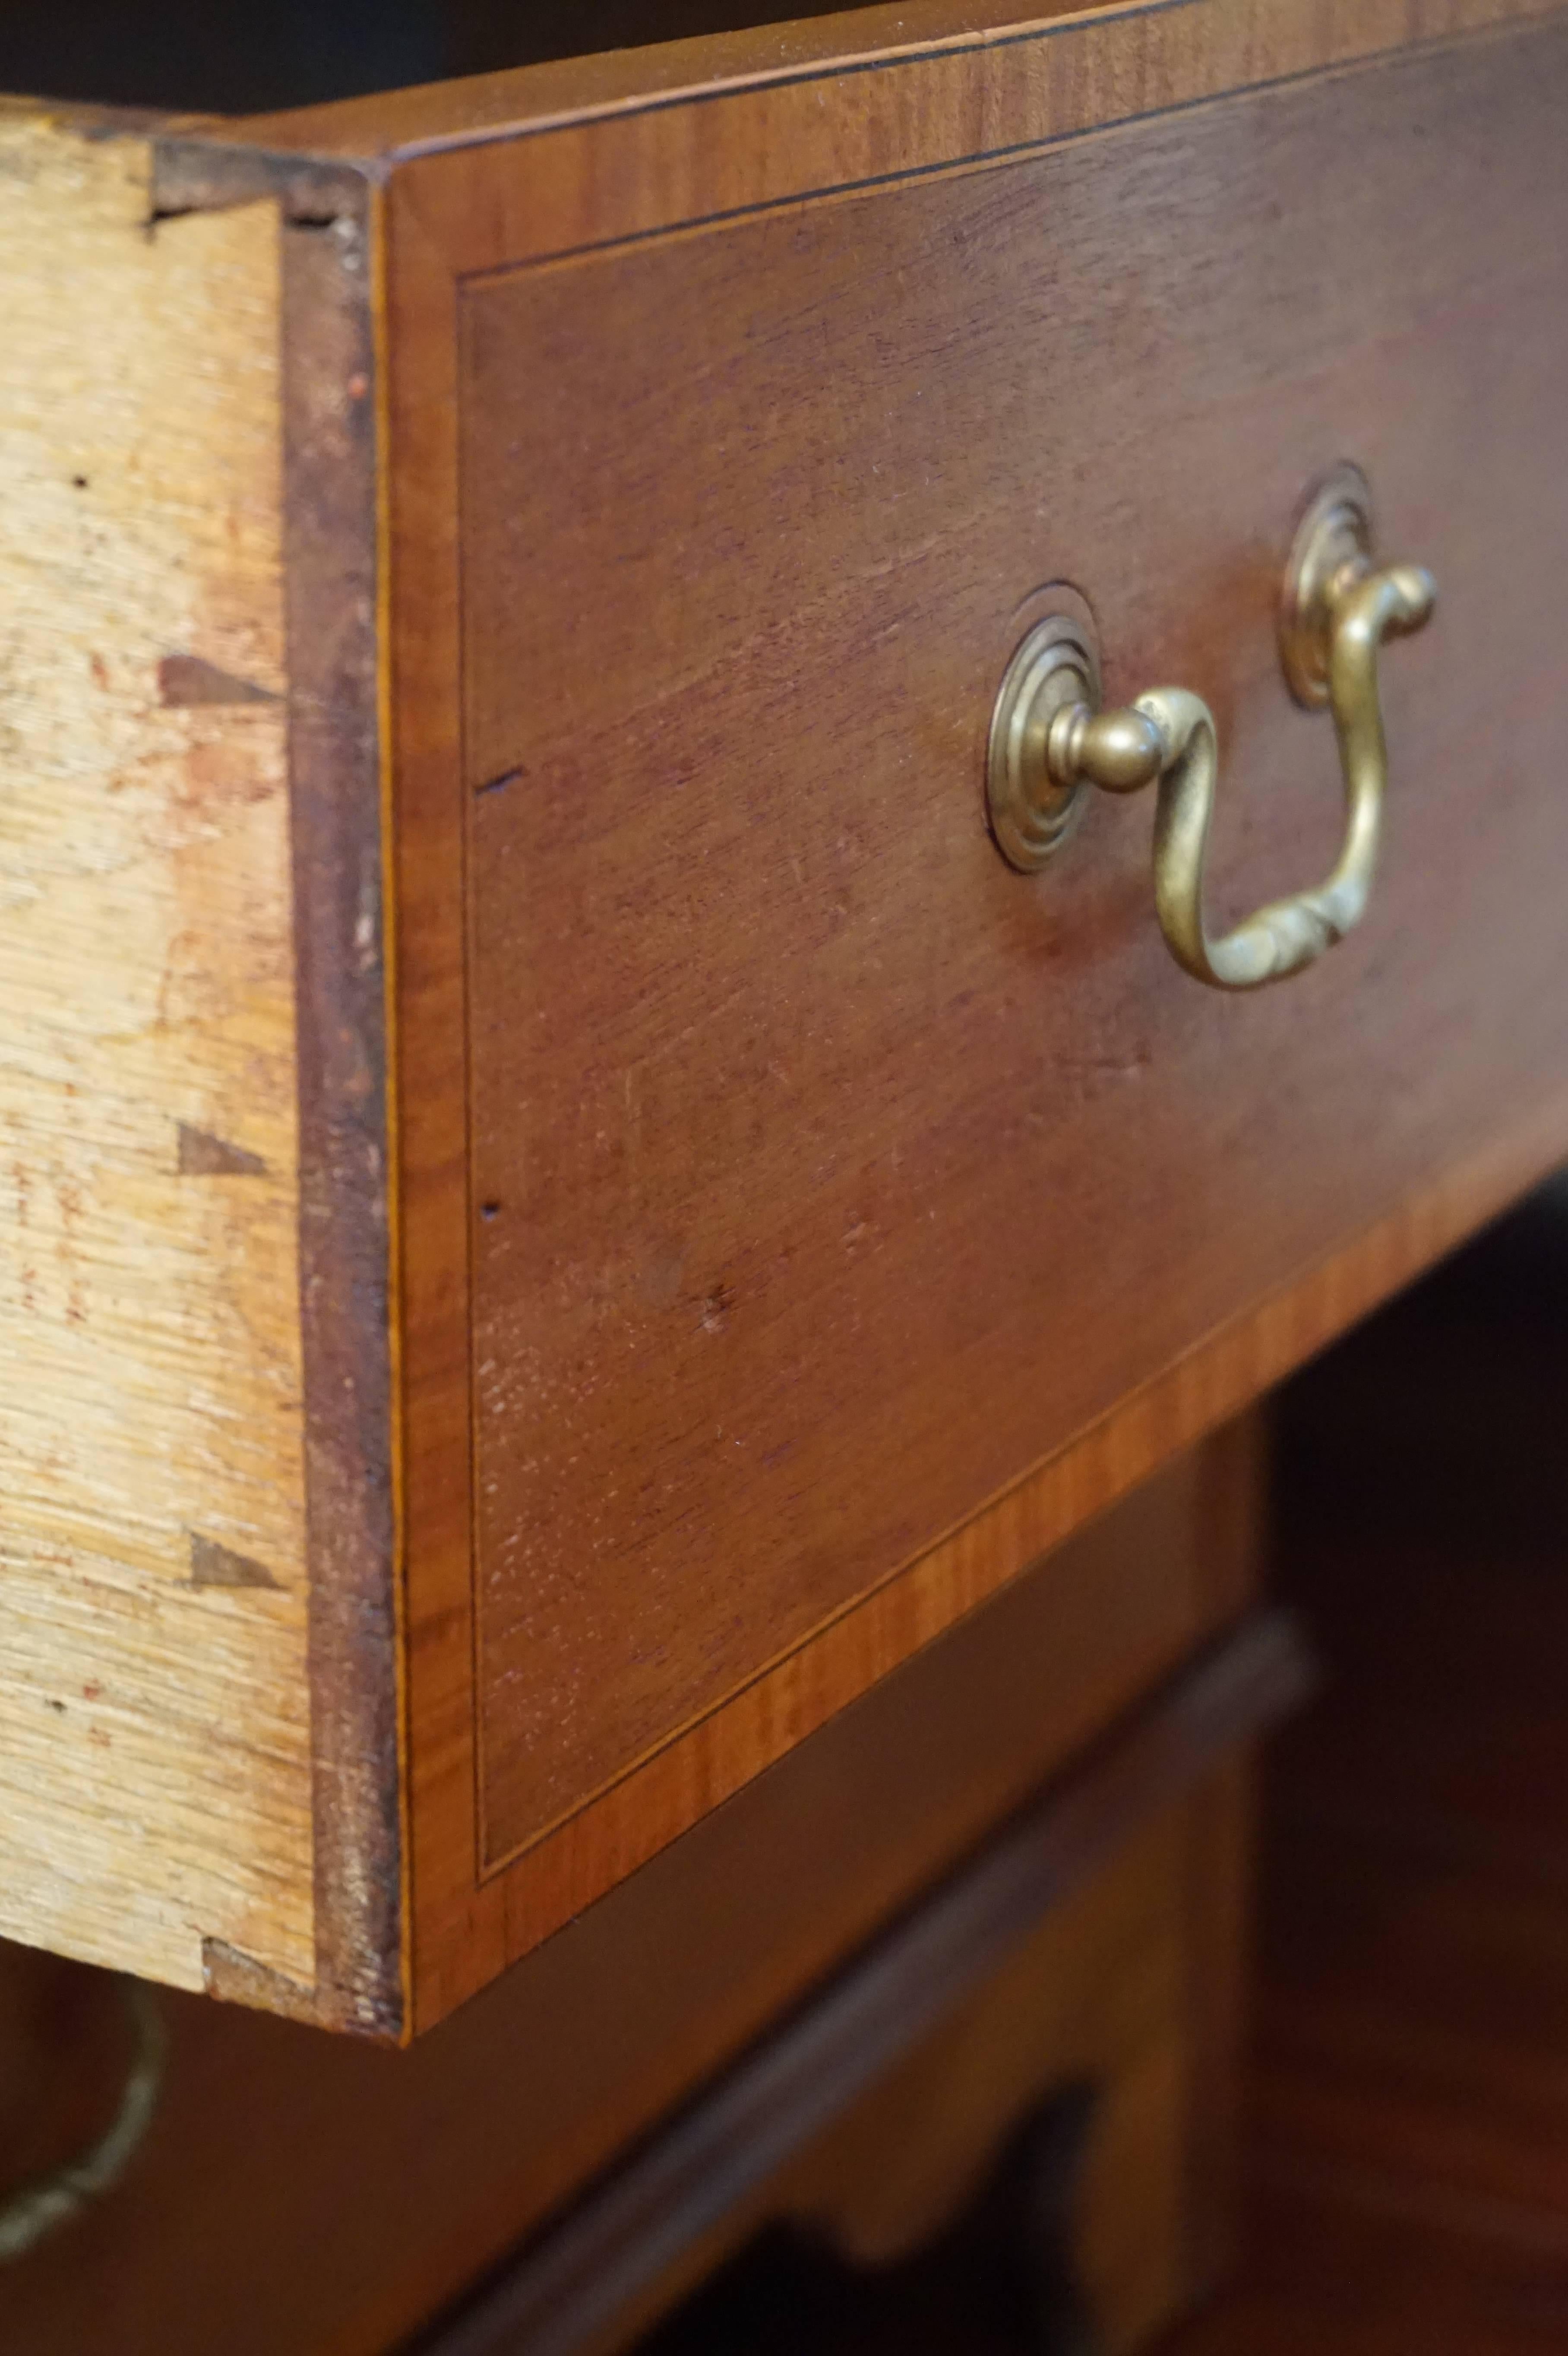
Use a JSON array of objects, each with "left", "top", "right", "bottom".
[
  {"left": 1279, "top": 461, "right": 1375, "bottom": 710},
  {"left": 987, "top": 607, "right": 1102, "bottom": 871}
]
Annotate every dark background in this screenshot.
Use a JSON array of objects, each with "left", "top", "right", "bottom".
[{"left": 0, "top": 1, "right": 834, "bottom": 114}]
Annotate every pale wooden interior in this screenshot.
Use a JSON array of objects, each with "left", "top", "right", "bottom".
[{"left": 0, "top": 109, "right": 314, "bottom": 1992}]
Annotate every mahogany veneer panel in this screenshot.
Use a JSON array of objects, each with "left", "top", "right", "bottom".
[
  {"left": 455, "top": 31, "right": 1568, "bottom": 1859},
  {"left": 426, "top": 13, "right": 1568, "bottom": 1972}
]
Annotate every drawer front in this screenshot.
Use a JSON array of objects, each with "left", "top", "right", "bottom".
[{"left": 386, "top": 7, "right": 1568, "bottom": 2008}]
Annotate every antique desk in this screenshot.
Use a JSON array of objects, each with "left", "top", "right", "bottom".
[{"left": 2, "top": 0, "right": 1565, "bottom": 2345}]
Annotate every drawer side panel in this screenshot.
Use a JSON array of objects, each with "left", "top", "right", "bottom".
[{"left": 0, "top": 117, "right": 314, "bottom": 1991}]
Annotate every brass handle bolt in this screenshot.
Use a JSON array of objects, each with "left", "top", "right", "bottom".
[{"left": 987, "top": 466, "right": 1436, "bottom": 992}]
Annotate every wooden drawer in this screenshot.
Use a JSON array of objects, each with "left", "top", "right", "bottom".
[
  {"left": 0, "top": 1497, "right": 1288, "bottom": 2356},
  {"left": 3, "top": 0, "right": 1567, "bottom": 2034}
]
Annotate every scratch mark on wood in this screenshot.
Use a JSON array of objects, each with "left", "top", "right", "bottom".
[{"left": 475, "top": 764, "right": 528, "bottom": 799}]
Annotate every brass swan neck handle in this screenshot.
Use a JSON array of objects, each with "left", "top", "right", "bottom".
[{"left": 987, "top": 467, "right": 1437, "bottom": 992}]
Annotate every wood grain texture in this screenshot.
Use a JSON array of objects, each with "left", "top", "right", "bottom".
[
  {"left": 271, "top": 174, "right": 401, "bottom": 2036},
  {"left": 523, "top": 1797, "right": 1218, "bottom": 2356},
  {"left": 378, "top": 6, "right": 1568, "bottom": 2020},
  {"left": 0, "top": 110, "right": 315, "bottom": 1992},
  {"left": 233, "top": 0, "right": 1565, "bottom": 158},
  {"left": 175, "top": 152, "right": 401, "bottom": 2038},
  {"left": 1162, "top": 1195, "right": 1568, "bottom": 2355},
  {"left": 636, "top": 1783, "right": 1246, "bottom": 2356},
  {"left": 1178, "top": 1753, "right": 1255, "bottom": 2301},
  {"left": 0, "top": 1438, "right": 1263, "bottom": 2355},
  {"left": 411, "top": 1614, "right": 1304, "bottom": 2356}
]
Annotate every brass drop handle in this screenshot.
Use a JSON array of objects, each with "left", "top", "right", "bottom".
[
  {"left": 0, "top": 1976, "right": 164, "bottom": 2263},
  {"left": 987, "top": 467, "right": 1437, "bottom": 991}
]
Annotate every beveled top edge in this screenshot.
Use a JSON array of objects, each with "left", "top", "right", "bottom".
[{"left": 196, "top": 0, "right": 1214, "bottom": 160}]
